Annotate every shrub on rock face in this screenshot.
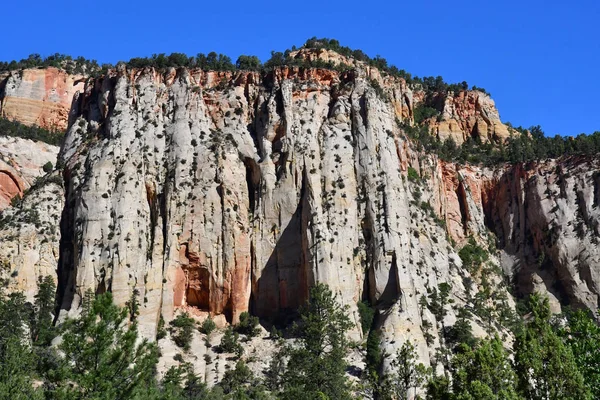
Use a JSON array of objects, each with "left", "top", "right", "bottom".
[
  {"left": 357, "top": 300, "right": 375, "bottom": 334},
  {"left": 200, "top": 316, "right": 216, "bottom": 336},
  {"left": 458, "top": 237, "right": 489, "bottom": 273},
  {"left": 407, "top": 167, "right": 420, "bottom": 183},
  {"left": 235, "top": 311, "right": 260, "bottom": 337},
  {"left": 169, "top": 312, "right": 196, "bottom": 351},
  {"left": 220, "top": 326, "right": 243, "bottom": 357},
  {"left": 42, "top": 161, "right": 53, "bottom": 173}
]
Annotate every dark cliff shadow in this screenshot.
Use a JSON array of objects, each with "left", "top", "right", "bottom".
[
  {"left": 252, "top": 170, "right": 311, "bottom": 326},
  {"left": 252, "top": 198, "right": 307, "bottom": 325}
]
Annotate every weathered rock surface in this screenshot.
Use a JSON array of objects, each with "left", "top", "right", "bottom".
[
  {"left": 53, "top": 63, "right": 515, "bottom": 376},
  {"left": 0, "top": 173, "right": 63, "bottom": 300},
  {"left": 0, "top": 136, "right": 59, "bottom": 209},
  {"left": 432, "top": 90, "right": 511, "bottom": 145},
  {"left": 0, "top": 67, "right": 85, "bottom": 130},
  {"left": 0, "top": 54, "right": 598, "bottom": 382}
]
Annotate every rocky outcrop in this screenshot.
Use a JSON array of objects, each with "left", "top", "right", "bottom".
[
  {"left": 489, "top": 158, "right": 600, "bottom": 313},
  {"left": 0, "top": 173, "right": 63, "bottom": 300},
  {"left": 0, "top": 67, "right": 85, "bottom": 130},
  {"left": 0, "top": 136, "right": 59, "bottom": 209},
  {"left": 427, "top": 91, "right": 511, "bottom": 145}
]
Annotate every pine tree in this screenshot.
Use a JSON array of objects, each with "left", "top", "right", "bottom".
[
  {"left": 278, "top": 283, "right": 353, "bottom": 400},
  {"left": 449, "top": 336, "right": 521, "bottom": 400},
  {"left": 32, "top": 275, "right": 56, "bottom": 345},
  {"left": 51, "top": 292, "right": 159, "bottom": 399},
  {"left": 0, "top": 287, "right": 43, "bottom": 399},
  {"left": 514, "top": 295, "right": 591, "bottom": 400},
  {"left": 383, "top": 340, "right": 429, "bottom": 400},
  {"left": 561, "top": 309, "right": 600, "bottom": 398}
]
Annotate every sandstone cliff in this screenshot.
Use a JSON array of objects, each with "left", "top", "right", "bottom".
[
  {"left": 0, "top": 136, "right": 59, "bottom": 209},
  {"left": 0, "top": 67, "right": 85, "bottom": 130},
  {"left": 0, "top": 53, "right": 598, "bottom": 382},
  {"left": 52, "top": 63, "right": 515, "bottom": 377},
  {"left": 0, "top": 172, "right": 63, "bottom": 300},
  {"left": 429, "top": 90, "right": 511, "bottom": 144}
]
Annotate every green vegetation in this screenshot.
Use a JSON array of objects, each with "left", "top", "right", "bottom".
[
  {"left": 1, "top": 38, "right": 490, "bottom": 102},
  {"left": 219, "top": 326, "right": 243, "bottom": 357},
  {"left": 407, "top": 166, "right": 420, "bottom": 182},
  {"left": 384, "top": 341, "right": 429, "bottom": 399},
  {"left": 42, "top": 161, "right": 53, "bottom": 173},
  {"left": 2, "top": 280, "right": 599, "bottom": 400},
  {"left": 272, "top": 283, "right": 353, "bottom": 400},
  {"left": 56, "top": 291, "right": 159, "bottom": 399},
  {"left": 357, "top": 300, "right": 376, "bottom": 334},
  {"left": 169, "top": 312, "right": 196, "bottom": 351},
  {"left": 446, "top": 336, "right": 521, "bottom": 399},
  {"left": 0, "top": 53, "right": 103, "bottom": 74},
  {"left": 0, "top": 117, "right": 63, "bottom": 145},
  {"left": 299, "top": 38, "right": 488, "bottom": 95},
  {"left": 514, "top": 295, "right": 591, "bottom": 400},
  {"left": 127, "top": 52, "right": 236, "bottom": 71},
  {"left": 458, "top": 237, "right": 489, "bottom": 273},
  {"left": 235, "top": 311, "right": 261, "bottom": 337},
  {"left": 235, "top": 55, "right": 261, "bottom": 70},
  {"left": 200, "top": 316, "right": 217, "bottom": 336},
  {"left": 404, "top": 118, "right": 600, "bottom": 165},
  {"left": 413, "top": 104, "right": 440, "bottom": 124},
  {"left": 560, "top": 309, "right": 600, "bottom": 398}
]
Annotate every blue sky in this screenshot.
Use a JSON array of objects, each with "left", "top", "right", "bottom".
[{"left": 3, "top": 0, "right": 599, "bottom": 136}]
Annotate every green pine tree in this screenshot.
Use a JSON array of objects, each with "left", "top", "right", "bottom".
[
  {"left": 383, "top": 340, "right": 429, "bottom": 400},
  {"left": 514, "top": 295, "right": 591, "bottom": 400},
  {"left": 51, "top": 291, "right": 159, "bottom": 400},
  {"left": 449, "top": 336, "right": 521, "bottom": 400},
  {"left": 0, "top": 287, "right": 43, "bottom": 399},
  {"left": 560, "top": 309, "right": 600, "bottom": 398},
  {"left": 278, "top": 283, "right": 353, "bottom": 400},
  {"left": 32, "top": 275, "right": 56, "bottom": 345}
]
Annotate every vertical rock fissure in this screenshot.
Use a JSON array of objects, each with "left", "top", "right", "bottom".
[
  {"left": 456, "top": 182, "right": 470, "bottom": 236},
  {"left": 56, "top": 171, "right": 76, "bottom": 313}
]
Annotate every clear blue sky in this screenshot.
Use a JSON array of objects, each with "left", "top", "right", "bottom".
[{"left": 2, "top": 0, "right": 599, "bottom": 136}]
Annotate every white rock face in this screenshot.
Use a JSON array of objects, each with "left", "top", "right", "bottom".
[
  {"left": 488, "top": 159, "right": 600, "bottom": 313},
  {"left": 0, "top": 172, "right": 63, "bottom": 300},
  {"left": 2, "top": 61, "right": 599, "bottom": 382},
  {"left": 0, "top": 136, "right": 59, "bottom": 209},
  {"left": 53, "top": 65, "right": 518, "bottom": 376}
]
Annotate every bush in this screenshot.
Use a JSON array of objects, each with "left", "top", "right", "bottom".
[
  {"left": 0, "top": 117, "right": 63, "bottom": 145},
  {"left": 357, "top": 300, "right": 375, "bottom": 334},
  {"left": 220, "top": 326, "right": 243, "bottom": 357},
  {"left": 413, "top": 105, "right": 439, "bottom": 124},
  {"left": 200, "top": 316, "right": 216, "bottom": 336},
  {"left": 407, "top": 167, "right": 420, "bottom": 183},
  {"left": 42, "top": 162, "right": 53, "bottom": 173},
  {"left": 235, "top": 312, "right": 260, "bottom": 337},
  {"left": 235, "top": 55, "right": 261, "bottom": 70},
  {"left": 169, "top": 312, "right": 195, "bottom": 351},
  {"left": 458, "top": 238, "right": 489, "bottom": 273}
]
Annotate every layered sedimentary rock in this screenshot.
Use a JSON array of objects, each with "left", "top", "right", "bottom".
[
  {"left": 0, "top": 67, "right": 85, "bottom": 130},
  {"left": 431, "top": 90, "right": 511, "bottom": 145}
]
